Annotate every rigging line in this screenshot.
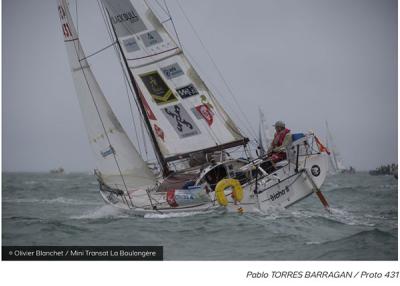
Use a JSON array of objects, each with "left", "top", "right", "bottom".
[
  {"left": 126, "top": 47, "right": 179, "bottom": 61},
  {"left": 184, "top": 46, "right": 252, "bottom": 141},
  {"left": 161, "top": 17, "right": 172, "bottom": 24},
  {"left": 153, "top": 0, "right": 170, "bottom": 16},
  {"left": 182, "top": 49, "right": 250, "bottom": 137},
  {"left": 175, "top": 0, "right": 257, "bottom": 139},
  {"left": 100, "top": 2, "right": 164, "bottom": 169},
  {"left": 100, "top": 1, "right": 173, "bottom": 159},
  {"left": 175, "top": 3, "right": 254, "bottom": 139},
  {"left": 68, "top": 29, "right": 133, "bottom": 207},
  {"left": 124, "top": 75, "right": 143, "bottom": 156},
  {"left": 97, "top": 0, "right": 147, "bottom": 158},
  {"left": 75, "top": 0, "right": 79, "bottom": 35},
  {"left": 98, "top": 0, "right": 145, "bottom": 157},
  {"left": 79, "top": 41, "right": 117, "bottom": 61},
  {"left": 163, "top": 0, "right": 183, "bottom": 49},
  {"left": 140, "top": 118, "right": 149, "bottom": 161}
]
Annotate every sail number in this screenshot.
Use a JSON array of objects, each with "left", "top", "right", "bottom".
[
  {"left": 58, "top": 5, "right": 66, "bottom": 19},
  {"left": 58, "top": 5, "right": 72, "bottom": 39},
  {"left": 62, "top": 23, "right": 72, "bottom": 38}
]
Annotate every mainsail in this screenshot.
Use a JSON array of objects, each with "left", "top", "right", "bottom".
[
  {"left": 57, "top": 0, "right": 156, "bottom": 189},
  {"left": 101, "top": 0, "right": 248, "bottom": 173}
]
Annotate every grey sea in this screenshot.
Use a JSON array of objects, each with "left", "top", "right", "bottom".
[{"left": 2, "top": 172, "right": 397, "bottom": 260}]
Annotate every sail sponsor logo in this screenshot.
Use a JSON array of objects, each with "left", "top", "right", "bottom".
[
  {"left": 161, "top": 63, "right": 184, "bottom": 79},
  {"left": 162, "top": 104, "right": 200, "bottom": 138},
  {"left": 154, "top": 124, "right": 165, "bottom": 141},
  {"left": 140, "top": 30, "right": 163, "bottom": 47},
  {"left": 62, "top": 23, "right": 73, "bottom": 39},
  {"left": 195, "top": 104, "right": 214, "bottom": 126},
  {"left": 123, "top": 37, "right": 140, "bottom": 53},
  {"left": 111, "top": 11, "right": 141, "bottom": 25},
  {"left": 138, "top": 90, "right": 157, "bottom": 120},
  {"left": 102, "top": 0, "right": 147, "bottom": 36},
  {"left": 200, "top": 95, "right": 214, "bottom": 109},
  {"left": 140, "top": 71, "right": 177, "bottom": 105},
  {"left": 176, "top": 84, "right": 199, "bottom": 99},
  {"left": 100, "top": 146, "right": 115, "bottom": 158},
  {"left": 58, "top": 5, "right": 73, "bottom": 40}
]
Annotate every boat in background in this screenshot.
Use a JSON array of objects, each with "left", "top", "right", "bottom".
[
  {"left": 50, "top": 167, "right": 65, "bottom": 174},
  {"left": 325, "top": 121, "right": 355, "bottom": 174},
  {"left": 58, "top": 0, "right": 330, "bottom": 215}
]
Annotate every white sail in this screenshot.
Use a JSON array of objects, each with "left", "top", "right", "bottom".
[
  {"left": 258, "top": 108, "right": 274, "bottom": 155},
  {"left": 325, "top": 121, "right": 346, "bottom": 172},
  {"left": 57, "top": 0, "right": 156, "bottom": 189},
  {"left": 101, "top": 0, "right": 247, "bottom": 166}
]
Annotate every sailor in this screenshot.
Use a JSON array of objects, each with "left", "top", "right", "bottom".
[
  {"left": 267, "top": 120, "right": 292, "bottom": 163},
  {"left": 261, "top": 121, "right": 292, "bottom": 173}
]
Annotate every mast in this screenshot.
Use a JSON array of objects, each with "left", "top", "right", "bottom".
[{"left": 105, "top": 7, "right": 170, "bottom": 176}]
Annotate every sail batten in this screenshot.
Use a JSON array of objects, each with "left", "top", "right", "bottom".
[{"left": 101, "top": 0, "right": 248, "bottom": 167}]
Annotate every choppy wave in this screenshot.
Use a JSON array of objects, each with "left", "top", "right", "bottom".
[
  {"left": 323, "top": 208, "right": 376, "bottom": 226},
  {"left": 70, "top": 205, "right": 129, "bottom": 219},
  {"left": 253, "top": 207, "right": 377, "bottom": 227},
  {"left": 23, "top": 180, "right": 38, "bottom": 185},
  {"left": 2, "top": 172, "right": 397, "bottom": 260},
  {"left": 312, "top": 229, "right": 398, "bottom": 260},
  {"left": 3, "top": 197, "right": 102, "bottom": 206},
  {"left": 144, "top": 210, "right": 218, "bottom": 219}
]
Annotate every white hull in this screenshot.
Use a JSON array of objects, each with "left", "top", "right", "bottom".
[{"left": 98, "top": 145, "right": 328, "bottom": 216}]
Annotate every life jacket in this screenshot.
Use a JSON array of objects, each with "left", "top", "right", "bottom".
[
  {"left": 269, "top": 128, "right": 290, "bottom": 163},
  {"left": 272, "top": 128, "right": 290, "bottom": 148}
]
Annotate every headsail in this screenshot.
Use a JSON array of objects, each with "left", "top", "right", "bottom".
[
  {"left": 101, "top": 0, "right": 248, "bottom": 171},
  {"left": 57, "top": 0, "right": 156, "bottom": 189}
]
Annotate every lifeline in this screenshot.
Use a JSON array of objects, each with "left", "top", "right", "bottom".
[{"left": 304, "top": 271, "right": 353, "bottom": 278}]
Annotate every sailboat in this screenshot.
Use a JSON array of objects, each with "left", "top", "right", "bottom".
[
  {"left": 325, "top": 121, "right": 353, "bottom": 174},
  {"left": 58, "top": 0, "right": 330, "bottom": 215}
]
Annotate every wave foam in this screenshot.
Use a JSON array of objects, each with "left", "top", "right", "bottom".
[
  {"left": 70, "top": 205, "right": 129, "bottom": 219},
  {"left": 322, "top": 208, "right": 375, "bottom": 227},
  {"left": 144, "top": 209, "right": 218, "bottom": 219}
]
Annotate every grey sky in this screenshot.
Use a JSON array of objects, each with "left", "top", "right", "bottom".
[{"left": 2, "top": 0, "right": 397, "bottom": 172}]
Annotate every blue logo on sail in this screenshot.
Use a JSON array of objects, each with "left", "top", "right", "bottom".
[{"left": 101, "top": 146, "right": 115, "bottom": 158}]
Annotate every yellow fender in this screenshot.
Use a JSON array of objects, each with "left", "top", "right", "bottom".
[{"left": 215, "top": 179, "right": 244, "bottom": 206}]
